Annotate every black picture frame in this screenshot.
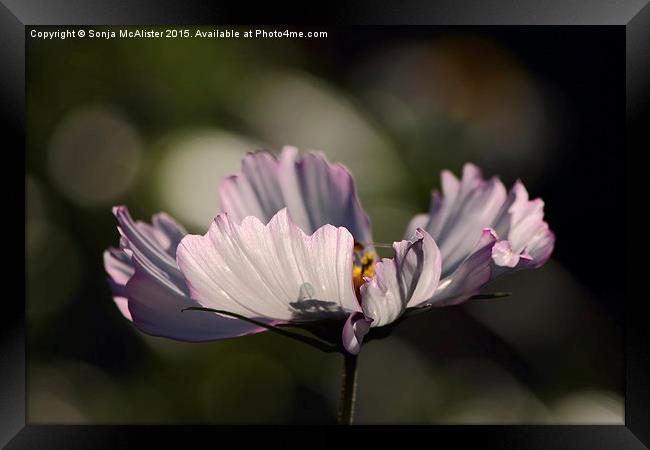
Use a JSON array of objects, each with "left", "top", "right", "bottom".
[{"left": 4, "top": 1, "right": 649, "bottom": 448}]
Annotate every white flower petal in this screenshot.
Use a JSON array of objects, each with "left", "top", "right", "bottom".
[
  {"left": 176, "top": 208, "right": 360, "bottom": 322},
  {"left": 360, "top": 229, "right": 441, "bottom": 327}
]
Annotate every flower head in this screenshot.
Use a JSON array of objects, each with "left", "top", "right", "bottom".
[{"left": 104, "top": 147, "right": 554, "bottom": 354}]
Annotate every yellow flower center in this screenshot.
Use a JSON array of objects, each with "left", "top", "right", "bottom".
[{"left": 352, "top": 242, "right": 376, "bottom": 298}]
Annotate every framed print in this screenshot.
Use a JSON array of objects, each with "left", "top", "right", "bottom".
[{"left": 3, "top": 1, "right": 649, "bottom": 448}]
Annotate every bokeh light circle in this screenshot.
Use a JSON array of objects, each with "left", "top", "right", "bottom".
[
  {"left": 47, "top": 105, "right": 142, "bottom": 206},
  {"left": 156, "top": 129, "right": 264, "bottom": 230}
]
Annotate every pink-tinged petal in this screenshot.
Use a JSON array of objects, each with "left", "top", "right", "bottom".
[
  {"left": 112, "top": 205, "right": 187, "bottom": 291},
  {"left": 429, "top": 228, "right": 498, "bottom": 307},
  {"left": 150, "top": 212, "right": 188, "bottom": 257},
  {"left": 103, "top": 248, "right": 134, "bottom": 320},
  {"left": 279, "top": 147, "right": 373, "bottom": 244},
  {"left": 218, "top": 146, "right": 373, "bottom": 244},
  {"left": 405, "top": 164, "right": 554, "bottom": 290},
  {"left": 106, "top": 206, "right": 263, "bottom": 341},
  {"left": 113, "top": 206, "right": 178, "bottom": 275},
  {"left": 436, "top": 165, "right": 506, "bottom": 275},
  {"left": 219, "top": 150, "right": 286, "bottom": 227},
  {"left": 128, "top": 213, "right": 187, "bottom": 276},
  {"left": 398, "top": 230, "right": 442, "bottom": 309},
  {"left": 522, "top": 227, "right": 555, "bottom": 268},
  {"left": 104, "top": 247, "right": 134, "bottom": 287},
  {"left": 112, "top": 296, "right": 132, "bottom": 321},
  {"left": 404, "top": 213, "right": 429, "bottom": 239},
  {"left": 491, "top": 240, "right": 521, "bottom": 268},
  {"left": 424, "top": 171, "right": 461, "bottom": 238},
  {"left": 342, "top": 312, "right": 372, "bottom": 355},
  {"left": 105, "top": 207, "right": 188, "bottom": 322},
  {"left": 409, "top": 164, "right": 507, "bottom": 276},
  {"left": 176, "top": 208, "right": 360, "bottom": 323},
  {"left": 491, "top": 179, "right": 555, "bottom": 270},
  {"left": 126, "top": 259, "right": 265, "bottom": 341},
  {"left": 360, "top": 229, "right": 442, "bottom": 327}
]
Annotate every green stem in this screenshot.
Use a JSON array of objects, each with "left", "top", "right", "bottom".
[{"left": 337, "top": 352, "right": 358, "bottom": 425}]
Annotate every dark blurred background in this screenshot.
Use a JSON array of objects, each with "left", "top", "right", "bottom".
[{"left": 26, "top": 26, "right": 624, "bottom": 424}]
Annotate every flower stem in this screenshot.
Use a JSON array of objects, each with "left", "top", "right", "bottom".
[{"left": 337, "top": 353, "right": 358, "bottom": 425}]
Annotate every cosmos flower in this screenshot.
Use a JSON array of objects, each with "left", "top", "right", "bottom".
[{"left": 104, "top": 146, "right": 554, "bottom": 355}]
